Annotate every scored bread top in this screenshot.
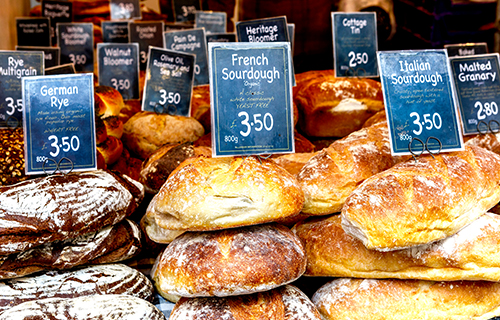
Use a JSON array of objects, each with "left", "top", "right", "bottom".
[{"left": 146, "top": 156, "right": 304, "bottom": 231}]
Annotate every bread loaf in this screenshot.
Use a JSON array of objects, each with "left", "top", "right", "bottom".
[
  {"left": 169, "top": 285, "right": 321, "bottom": 320},
  {"left": 0, "top": 219, "right": 142, "bottom": 280},
  {"left": 313, "top": 278, "right": 500, "bottom": 320},
  {"left": 294, "top": 213, "right": 500, "bottom": 281},
  {"left": 151, "top": 223, "right": 306, "bottom": 297},
  {"left": 0, "top": 264, "right": 153, "bottom": 313},
  {"left": 342, "top": 145, "right": 500, "bottom": 250},
  {"left": 273, "top": 152, "right": 317, "bottom": 176},
  {"left": 146, "top": 156, "right": 304, "bottom": 231},
  {"left": 298, "top": 121, "right": 406, "bottom": 215},
  {"left": 0, "top": 170, "right": 141, "bottom": 255},
  {"left": 295, "top": 76, "right": 384, "bottom": 137},
  {"left": 141, "top": 212, "right": 185, "bottom": 244},
  {"left": 465, "top": 132, "right": 500, "bottom": 155},
  {"left": 0, "top": 294, "right": 166, "bottom": 320}
]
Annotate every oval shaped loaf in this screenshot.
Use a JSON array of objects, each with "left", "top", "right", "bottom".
[
  {"left": 169, "top": 285, "right": 321, "bottom": 320},
  {"left": 146, "top": 156, "right": 305, "bottom": 231},
  {"left": 341, "top": 145, "right": 500, "bottom": 250},
  {"left": 151, "top": 223, "right": 306, "bottom": 297},
  {"left": 0, "top": 170, "right": 141, "bottom": 255},
  {"left": 0, "top": 264, "right": 153, "bottom": 313},
  {"left": 0, "top": 294, "right": 166, "bottom": 320}
]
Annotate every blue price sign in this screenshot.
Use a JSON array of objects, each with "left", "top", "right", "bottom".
[
  {"left": 97, "top": 43, "right": 139, "bottom": 100},
  {"left": 378, "top": 49, "right": 463, "bottom": 155},
  {"left": 16, "top": 46, "right": 60, "bottom": 68},
  {"left": 102, "top": 21, "right": 129, "bottom": 43},
  {"left": 129, "top": 21, "right": 164, "bottom": 71},
  {"left": 0, "top": 51, "right": 44, "bottom": 128},
  {"left": 22, "top": 73, "right": 96, "bottom": 175},
  {"left": 236, "top": 16, "right": 289, "bottom": 43},
  {"left": 57, "top": 22, "right": 94, "bottom": 72},
  {"left": 42, "top": 0, "right": 73, "bottom": 46},
  {"left": 164, "top": 28, "right": 208, "bottom": 86},
  {"left": 445, "top": 43, "right": 488, "bottom": 58},
  {"left": 172, "top": 0, "right": 201, "bottom": 23},
  {"left": 110, "top": 0, "right": 141, "bottom": 20},
  {"left": 450, "top": 54, "right": 500, "bottom": 135},
  {"left": 142, "top": 47, "right": 195, "bottom": 116},
  {"left": 195, "top": 11, "right": 226, "bottom": 34},
  {"left": 16, "top": 17, "right": 51, "bottom": 47},
  {"left": 209, "top": 42, "right": 294, "bottom": 157},
  {"left": 332, "top": 12, "right": 378, "bottom": 77}
]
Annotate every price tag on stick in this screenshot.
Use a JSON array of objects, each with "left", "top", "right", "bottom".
[
  {"left": 142, "top": 47, "right": 195, "bottom": 116},
  {"left": 0, "top": 51, "right": 44, "bottom": 128},
  {"left": 16, "top": 17, "right": 51, "bottom": 47},
  {"left": 57, "top": 22, "right": 94, "bottom": 72},
  {"left": 102, "top": 21, "right": 129, "bottom": 43},
  {"left": 332, "top": 12, "right": 378, "bottom": 77},
  {"left": 377, "top": 49, "right": 464, "bottom": 155},
  {"left": 22, "top": 73, "right": 96, "bottom": 175},
  {"left": 42, "top": 0, "right": 73, "bottom": 46},
  {"left": 445, "top": 42, "right": 488, "bottom": 58},
  {"left": 209, "top": 42, "right": 294, "bottom": 157},
  {"left": 172, "top": 0, "right": 201, "bottom": 23},
  {"left": 449, "top": 53, "right": 500, "bottom": 135},
  {"left": 16, "top": 46, "right": 60, "bottom": 68},
  {"left": 129, "top": 21, "right": 164, "bottom": 71},
  {"left": 195, "top": 11, "right": 226, "bottom": 34},
  {"left": 109, "top": 0, "right": 141, "bottom": 20}
]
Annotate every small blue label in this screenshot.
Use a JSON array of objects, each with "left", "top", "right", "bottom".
[
  {"left": 172, "top": 0, "right": 201, "bottom": 23},
  {"left": 236, "top": 16, "right": 289, "bottom": 43},
  {"left": 102, "top": 21, "right": 129, "bottom": 43},
  {"left": 206, "top": 33, "right": 236, "bottom": 43},
  {"left": 0, "top": 51, "right": 44, "bottom": 128},
  {"left": 142, "top": 47, "right": 195, "bottom": 116},
  {"left": 16, "top": 17, "right": 51, "bottom": 47},
  {"left": 109, "top": 0, "right": 142, "bottom": 20},
  {"left": 195, "top": 11, "right": 226, "bottom": 34},
  {"left": 445, "top": 43, "right": 488, "bottom": 58},
  {"left": 16, "top": 46, "right": 60, "bottom": 68},
  {"left": 164, "top": 28, "right": 209, "bottom": 86},
  {"left": 129, "top": 21, "right": 164, "bottom": 71},
  {"left": 450, "top": 54, "right": 500, "bottom": 135},
  {"left": 378, "top": 49, "right": 464, "bottom": 155},
  {"left": 209, "top": 42, "right": 294, "bottom": 157},
  {"left": 57, "top": 23, "right": 94, "bottom": 73},
  {"left": 97, "top": 43, "right": 139, "bottom": 100},
  {"left": 22, "top": 73, "right": 96, "bottom": 175},
  {"left": 332, "top": 12, "right": 378, "bottom": 77}
]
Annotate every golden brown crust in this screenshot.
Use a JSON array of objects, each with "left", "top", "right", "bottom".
[
  {"left": 295, "top": 76, "right": 384, "bottom": 137},
  {"left": 190, "top": 85, "right": 211, "bottom": 132},
  {"left": 313, "top": 278, "right": 500, "bottom": 320},
  {"left": 146, "top": 156, "right": 304, "bottom": 231},
  {"left": 362, "top": 109, "right": 387, "bottom": 128},
  {"left": 465, "top": 132, "right": 500, "bottom": 155},
  {"left": 94, "top": 86, "right": 124, "bottom": 118},
  {"left": 294, "top": 213, "right": 500, "bottom": 281},
  {"left": 298, "top": 121, "right": 406, "bottom": 215},
  {"left": 97, "top": 136, "right": 123, "bottom": 165},
  {"left": 341, "top": 145, "right": 500, "bottom": 250},
  {"left": 273, "top": 152, "right": 317, "bottom": 176},
  {"left": 151, "top": 224, "right": 306, "bottom": 297},
  {"left": 0, "top": 128, "right": 27, "bottom": 186}
]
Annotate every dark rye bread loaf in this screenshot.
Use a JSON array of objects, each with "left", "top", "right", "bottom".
[
  {"left": 0, "top": 219, "right": 142, "bottom": 280},
  {"left": 0, "top": 170, "right": 143, "bottom": 255},
  {"left": 169, "top": 285, "right": 321, "bottom": 320},
  {"left": 0, "top": 294, "right": 166, "bottom": 320},
  {"left": 0, "top": 264, "right": 153, "bottom": 313}
]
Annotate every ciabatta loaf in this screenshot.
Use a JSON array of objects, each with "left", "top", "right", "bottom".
[
  {"left": 169, "top": 285, "right": 321, "bottom": 320},
  {"left": 0, "top": 294, "right": 166, "bottom": 320},
  {"left": 0, "top": 264, "right": 153, "bottom": 313},
  {"left": 0, "top": 170, "right": 142, "bottom": 255},
  {"left": 294, "top": 213, "right": 500, "bottom": 281},
  {"left": 298, "top": 121, "right": 406, "bottom": 215},
  {"left": 313, "top": 278, "right": 500, "bottom": 320},
  {"left": 341, "top": 145, "right": 500, "bottom": 250},
  {"left": 146, "top": 156, "right": 304, "bottom": 231},
  {"left": 151, "top": 223, "right": 306, "bottom": 297}
]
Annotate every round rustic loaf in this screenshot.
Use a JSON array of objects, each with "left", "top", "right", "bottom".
[
  {"left": 146, "top": 156, "right": 304, "bottom": 231},
  {"left": 169, "top": 285, "right": 321, "bottom": 320},
  {"left": 151, "top": 223, "right": 306, "bottom": 297}
]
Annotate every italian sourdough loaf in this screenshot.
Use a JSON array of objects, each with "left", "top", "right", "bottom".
[
  {"left": 313, "top": 278, "right": 500, "bottom": 320},
  {"left": 145, "top": 156, "right": 304, "bottom": 231},
  {"left": 294, "top": 213, "right": 500, "bottom": 281},
  {"left": 151, "top": 223, "right": 306, "bottom": 298},
  {"left": 341, "top": 145, "right": 500, "bottom": 250},
  {"left": 169, "top": 285, "right": 321, "bottom": 320}
]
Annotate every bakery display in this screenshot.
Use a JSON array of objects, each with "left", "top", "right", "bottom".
[
  {"left": 169, "top": 285, "right": 321, "bottom": 320},
  {"left": 151, "top": 223, "right": 306, "bottom": 298},
  {"left": 145, "top": 156, "right": 304, "bottom": 231},
  {"left": 313, "top": 278, "right": 500, "bottom": 320},
  {"left": 341, "top": 145, "right": 500, "bottom": 251},
  {"left": 0, "top": 128, "right": 27, "bottom": 186}
]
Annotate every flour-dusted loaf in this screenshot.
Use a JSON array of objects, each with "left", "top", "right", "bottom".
[
  {"left": 0, "top": 170, "right": 142, "bottom": 255},
  {"left": 298, "top": 121, "right": 407, "bottom": 215},
  {"left": 273, "top": 152, "right": 317, "bottom": 176},
  {"left": 141, "top": 212, "right": 184, "bottom": 244},
  {"left": 294, "top": 213, "right": 500, "bottom": 281},
  {"left": 0, "top": 294, "right": 166, "bottom": 320},
  {"left": 146, "top": 156, "right": 304, "bottom": 231},
  {"left": 295, "top": 76, "right": 384, "bottom": 137},
  {"left": 151, "top": 223, "right": 306, "bottom": 297},
  {"left": 0, "top": 264, "right": 153, "bottom": 313},
  {"left": 465, "top": 132, "right": 500, "bottom": 155},
  {"left": 313, "top": 278, "right": 500, "bottom": 320},
  {"left": 0, "top": 219, "right": 142, "bottom": 280},
  {"left": 341, "top": 145, "right": 500, "bottom": 250},
  {"left": 169, "top": 285, "right": 321, "bottom": 320}
]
